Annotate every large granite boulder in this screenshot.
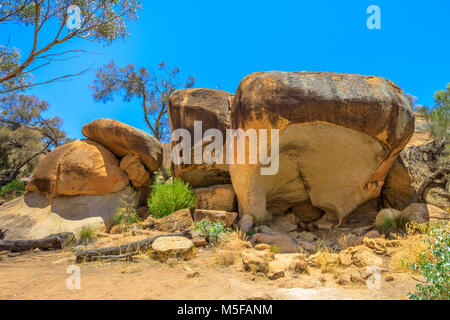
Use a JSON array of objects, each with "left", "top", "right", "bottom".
[
  {"left": 26, "top": 139, "right": 129, "bottom": 195},
  {"left": 168, "top": 88, "right": 233, "bottom": 187},
  {"left": 229, "top": 71, "right": 414, "bottom": 227},
  {"left": 82, "top": 118, "right": 163, "bottom": 172}
]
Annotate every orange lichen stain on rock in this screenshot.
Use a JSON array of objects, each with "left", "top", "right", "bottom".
[
  {"left": 376, "top": 128, "right": 389, "bottom": 144},
  {"left": 365, "top": 76, "right": 386, "bottom": 88}
]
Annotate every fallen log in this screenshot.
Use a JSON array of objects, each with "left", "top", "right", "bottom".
[
  {"left": 75, "top": 230, "right": 192, "bottom": 263},
  {"left": 0, "top": 232, "right": 75, "bottom": 252},
  {"left": 410, "top": 167, "right": 450, "bottom": 203}
]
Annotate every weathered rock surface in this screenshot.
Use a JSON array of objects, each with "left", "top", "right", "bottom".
[
  {"left": 153, "top": 209, "right": 195, "bottom": 232},
  {"left": 0, "top": 186, "right": 139, "bottom": 240},
  {"left": 339, "top": 246, "right": 383, "bottom": 267},
  {"left": 194, "top": 184, "right": 236, "bottom": 212},
  {"left": 229, "top": 71, "right": 414, "bottom": 227},
  {"left": 120, "top": 154, "right": 151, "bottom": 187},
  {"left": 168, "top": 88, "right": 233, "bottom": 187},
  {"left": 82, "top": 118, "right": 163, "bottom": 172},
  {"left": 423, "top": 187, "right": 450, "bottom": 210},
  {"left": 242, "top": 250, "right": 274, "bottom": 273},
  {"left": 381, "top": 157, "right": 415, "bottom": 210},
  {"left": 193, "top": 209, "right": 238, "bottom": 227},
  {"left": 26, "top": 139, "right": 129, "bottom": 196}
]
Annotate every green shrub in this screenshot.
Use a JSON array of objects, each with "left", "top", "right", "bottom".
[
  {"left": 407, "top": 225, "right": 450, "bottom": 300},
  {"left": 113, "top": 208, "right": 140, "bottom": 226},
  {"left": 113, "top": 192, "right": 141, "bottom": 226},
  {"left": 194, "top": 219, "right": 231, "bottom": 244},
  {"left": 246, "top": 229, "right": 256, "bottom": 237},
  {"left": 376, "top": 212, "right": 410, "bottom": 235},
  {"left": 148, "top": 178, "right": 195, "bottom": 219},
  {"left": 78, "top": 225, "right": 96, "bottom": 245},
  {"left": 0, "top": 180, "right": 25, "bottom": 196},
  {"left": 270, "top": 245, "right": 280, "bottom": 254},
  {"left": 415, "top": 83, "right": 449, "bottom": 143}
]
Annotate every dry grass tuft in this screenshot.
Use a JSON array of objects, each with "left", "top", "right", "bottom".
[
  {"left": 390, "top": 234, "right": 429, "bottom": 273},
  {"left": 311, "top": 247, "right": 339, "bottom": 274},
  {"left": 214, "top": 249, "right": 237, "bottom": 267},
  {"left": 218, "top": 232, "right": 252, "bottom": 251}
]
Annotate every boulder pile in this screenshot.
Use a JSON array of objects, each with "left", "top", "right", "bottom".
[{"left": 0, "top": 119, "right": 163, "bottom": 240}]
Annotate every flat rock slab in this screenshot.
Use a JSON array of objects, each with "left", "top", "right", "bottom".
[{"left": 151, "top": 236, "right": 194, "bottom": 260}]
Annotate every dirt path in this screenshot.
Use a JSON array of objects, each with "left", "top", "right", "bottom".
[{"left": 0, "top": 249, "right": 417, "bottom": 300}]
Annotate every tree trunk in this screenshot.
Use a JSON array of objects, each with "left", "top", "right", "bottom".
[
  {"left": 0, "top": 232, "right": 75, "bottom": 252},
  {"left": 75, "top": 230, "right": 191, "bottom": 263}
]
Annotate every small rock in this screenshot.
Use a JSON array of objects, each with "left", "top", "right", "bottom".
[
  {"left": 154, "top": 209, "right": 194, "bottom": 233},
  {"left": 192, "top": 236, "right": 207, "bottom": 247},
  {"left": 242, "top": 250, "right": 273, "bottom": 273},
  {"left": 267, "top": 260, "right": 286, "bottom": 280},
  {"left": 268, "top": 270, "right": 284, "bottom": 280},
  {"left": 339, "top": 233, "right": 360, "bottom": 248},
  {"left": 350, "top": 273, "right": 366, "bottom": 285},
  {"left": 364, "top": 230, "right": 380, "bottom": 239},
  {"left": 254, "top": 243, "right": 271, "bottom": 251},
  {"left": 141, "top": 216, "right": 156, "bottom": 229},
  {"left": 350, "top": 246, "right": 383, "bottom": 267},
  {"left": 258, "top": 225, "right": 273, "bottom": 234},
  {"left": 339, "top": 249, "right": 353, "bottom": 266},
  {"left": 293, "top": 260, "right": 309, "bottom": 274},
  {"left": 298, "top": 241, "right": 316, "bottom": 252},
  {"left": 247, "top": 293, "right": 273, "bottom": 300},
  {"left": 184, "top": 266, "right": 200, "bottom": 278},
  {"left": 165, "top": 258, "right": 178, "bottom": 266},
  {"left": 33, "top": 248, "right": 40, "bottom": 253},
  {"left": 137, "top": 206, "right": 150, "bottom": 220},
  {"left": 385, "top": 275, "right": 395, "bottom": 282},
  {"left": 352, "top": 225, "right": 373, "bottom": 236},
  {"left": 335, "top": 274, "right": 350, "bottom": 286},
  {"left": 297, "top": 231, "right": 317, "bottom": 242},
  {"left": 252, "top": 233, "right": 299, "bottom": 253},
  {"left": 7, "top": 252, "right": 21, "bottom": 257}
]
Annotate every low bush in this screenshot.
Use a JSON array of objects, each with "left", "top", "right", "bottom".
[
  {"left": 376, "top": 211, "right": 410, "bottom": 235},
  {"left": 194, "top": 219, "right": 231, "bottom": 244},
  {"left": 78, "top": 225, "right": 96, "bottom": 245},
  {"left": 148, "top": 178, "right": 195, "bottom": 219},
  {"left": 407, "top": 225, "right": 449, "bottom": 300},
  {"left": 0, "top": 180, "right": 25, "bottom": 196}
]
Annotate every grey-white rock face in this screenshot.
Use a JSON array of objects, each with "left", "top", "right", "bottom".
[{"left": 0, "top": 186, "right": 140, "bottom": 240}]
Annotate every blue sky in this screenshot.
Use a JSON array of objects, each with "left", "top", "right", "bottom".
[{"left": 2, "top": 0, "right": 449, "bottom": 139}]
